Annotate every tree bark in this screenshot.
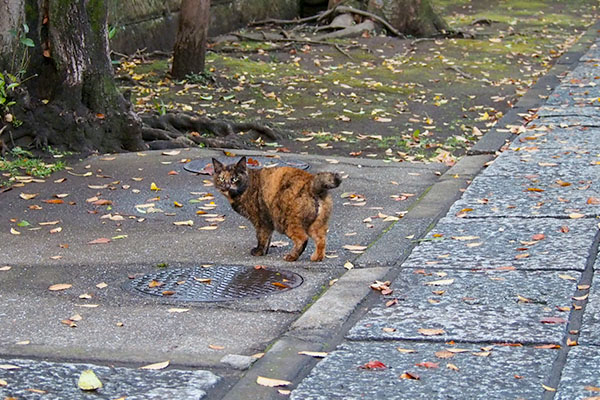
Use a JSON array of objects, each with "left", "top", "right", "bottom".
[
  {"left": 0, "top": 0, "right": 145, "bottom": 153},
  {"left": 171, "top": 0, "right": 211, "bottom": 79}
]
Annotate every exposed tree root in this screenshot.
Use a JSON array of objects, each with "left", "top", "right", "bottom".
[{"left": 140, "top": 112, "right": 280, "bottom": 150}]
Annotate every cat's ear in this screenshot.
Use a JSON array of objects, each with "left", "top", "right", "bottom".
[
  {"left": 212, "top": 158, "right": 224, "bottom": 175},
  {"left": 235, "top": 156, "right": 247, "bottom": 172}
]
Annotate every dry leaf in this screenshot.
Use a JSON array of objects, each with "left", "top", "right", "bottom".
[
  {"left": 418, "top": 328, "right": 445, "bottom": 336},
  {"left": 168, "top": 308, "right": 189, "bottom": 313},
  {"left": 139, "top": 360, "right": 169, "bottom": 370},
  {"left": 399, "top": 372, "right": 420, "bottom": 380},
  {"left": 542, "top": 384, "right": 556, "bottom": 392},
  {"left": 174, "top": 220, "right": 194, "bottom": 226},
  {"left": 358, "top": 361, "right": 387, "bottom": 370},
  {"left": 49, "top": 283, "right": 72, "bottom": 291},
  {"left": 569, "top": 213, "right": 585, "bottom": 219},
  {"left": 397, "top": 348, "right": 417, "bottom": 354},
  {"left": 0, "top": 364, "right": 20, "bottom": 370},
  {"left": 88, "top": 238, "right": 111, "bottom": 245},
  {"left": 96, "top": 282, "right": 108, "bottom": 289},
  {"left": 447, "top": 363, "right": 459, "bottom": 371},
  {"left": 208, "top": 344, "right": 225, "bottom": 350},
  {"left": 256, "top": 376, "right": 291, "bottom": 387},
  {"left": 19, "top": 193, "right": 38, "bottom": 200},
  {"left": 425, "top": 278, "right": 454, "bottom": 286}
]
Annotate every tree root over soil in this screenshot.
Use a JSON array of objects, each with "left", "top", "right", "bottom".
[{"left": 140, "top": 112, "right": 280, "bottom": 150}]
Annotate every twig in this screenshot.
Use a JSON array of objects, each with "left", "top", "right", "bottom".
[
  {"left": 250, "top": 8, "right": 336, "bottom": 26},
  {"left": 446, "top": 66, "right": 475, "bottom": 80}
]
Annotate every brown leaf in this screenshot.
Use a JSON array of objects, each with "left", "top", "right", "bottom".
[
  {"left": 434, "top": 350, "right": 455, "bottom": 359},
  {"left": 208, "top": 344, "right": 225, "bottom": 350},
  {"left": 88, "top": 238, "right": 111, "bottom": 245},
  {"left": 447, "top": 363, "right": 459, "bottom": 371},
  {"left": 272, "top": 282, "right": 289, "bottom": 289},
  {"left": 42, "top": 199, "right": 64, "bottom": 204},
  {"left": 540, "top": 317, "right": 567, "bottom": 324},
  {"left": 399, "top": 371, "right": 420, "bottom": 380},
  {"left": 534, "top": 344, "right": 561, "bottom": 349},
  {"left": 415, "top": 361, "right": 439, "bottom": 369},
  {"left": 358, "top": 360, "right": 387, "bottom": 370},
  {"left": 92, "top": 199, "right": 112, "bottom": 206},
  {"left": 531, "top": 233, "right": 545, "bottom": 241},
  {"left": 587, "top": 197, "right": 600, "bottom": 205}
]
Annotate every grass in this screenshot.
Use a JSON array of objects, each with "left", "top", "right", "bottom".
[{"left": 0, "top": 147, "right": 66, "bottom": 186}]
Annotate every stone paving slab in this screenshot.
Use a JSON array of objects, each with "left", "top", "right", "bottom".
[
  {"left": 346, "top": 268, "right": 579, "bottom": 344},
  {"left": 0, "top": 358, "right": 219, "bottom": 399},
  {"left": 535, "top": 115, "right": 600, "bottom": 128},
  {"left": 447, "top": 172, "right": 600, "bottom": 218},
  {"left": 290, "top": 341, "right": 558, "bottom": 400},
  {"left": 556, "top": 346, "right": 600, "bottom": 400},
  {"left": 396, "top": 217, "right": 596, "bottom": 271},
  {"left": 510, "top": 126, "right": 600, "bottom": 152},
  {"left": 580, "top": 40, "right": 600, "bottom": 61},
  {"left": 546, "top": 85, "right": 600, "bottom": 106},
  {"left": 482, "top": 147, "right": 600, "bottom": 177}
]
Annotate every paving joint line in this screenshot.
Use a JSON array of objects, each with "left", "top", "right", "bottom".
[{"left": 543, "top": 226, "right": 600, "bottom": 399}]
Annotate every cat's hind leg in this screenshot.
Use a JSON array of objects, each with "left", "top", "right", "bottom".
[
  {"left": 251, "top": 225, "right": 273, "bottom": 256},
  {"left": 283, "top": 225, "right": 308, "bottom": 262},
  {"left": 308, "top": 223, "right": 328, "bottom": 262}
]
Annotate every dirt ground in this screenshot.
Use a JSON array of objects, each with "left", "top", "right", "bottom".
[{"left": 118, "top": 0, "right": 599, "bottom": 164}]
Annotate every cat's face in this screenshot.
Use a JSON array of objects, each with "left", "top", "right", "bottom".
[{"left": 212, "top": 157, "right": 249, "bottom": 199}]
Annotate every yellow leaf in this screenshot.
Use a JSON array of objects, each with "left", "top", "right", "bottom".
[
  {"left": 418, "top": 328, "right": 445, "bottom": 336},
  {"left": 139, "top": 360, "right": 169, "bottom": 370},
  {"left": 78, "top": 370, "right": 103, "bottom": 391},
  {"left": 542, "top": 384, "right": 556, "bottom": 392},
  {"left": 569, "top": 213, "right": 585, "bottom": 219},
  {"left": 256, "top": 376, "right": 291, "bottom": 387},
  {"left": 174, "top": 201, "right": 183, "bottom": 208},
  {"left": 150, "top": 182, "right": 161, "bottom": 191},
  {"left": 10, "top": 228, "right": 20, "bottom": 235},
  {"left": 168, "top": 308, "right": 189, "bottom": 313}
]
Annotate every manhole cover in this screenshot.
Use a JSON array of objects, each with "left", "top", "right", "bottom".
[
  {"left": 126, "top": 265, "right": 303, "bottom": 302},
  {"left": 183, "top": 156, "right": 309, "bottom": 175}
]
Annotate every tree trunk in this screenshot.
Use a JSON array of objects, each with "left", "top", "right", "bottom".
[
  {"left": 171, "top": 0, "right": 210, "bottom": 80},
  {"left": 0, "top": 0, "right": 145, "bottom": 153},
  {"left": 366, "top": 0, "right": 449, "bottom": 37}
]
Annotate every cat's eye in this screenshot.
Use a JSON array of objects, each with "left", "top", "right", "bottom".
[
  {"left": 232, "top": 177, "right": 238, "bottom": 183},
  {"left": 218, "top": 177, "right": 225, "bottom": 183}
]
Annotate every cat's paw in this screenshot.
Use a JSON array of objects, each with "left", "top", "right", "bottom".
[
  {"left": 310, "top": 252, "right": 324, "bottom": 262},
  {"left": 251, "top": 247, "right": 265, "bottom": 256},
  {"left": 283, "top": 253, "right": 298, "bottom": 262}
]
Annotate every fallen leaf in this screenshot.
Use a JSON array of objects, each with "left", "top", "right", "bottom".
[
  {"left": 298, "top": 351, "right": 328, "bottom": 358},
  {"left": 415, "top": 361, "right": 439, "bottom": 369},
  {"left": 208, "top": 344, "right": 225, "bottom": 350},
  {"left": 425, "top": 278, "right": 454, "bottom": 286},
  {"left": 399, "top": 372, "right": 420, "bottom": 380},
  {"left": 534, "top": 344, "right": 560, "bottom": 349},
  {"left": 256, "top": 376, "right": 291, "bottom": 387},
  {"left": 162, "top": 150, "right": 181, "bottom": 156},
  {"left": 397, "top": 348, "right": 417, "bottom": 354},
  {"left": 19, "top": 193, "right": 38, "bottom": 200},
  {"left": 531, "top": 233, "right": 545, "bottom": 241},
  {"left": 150, "top": 182, "right": 161, "bottom": 191},
  {"left": 96, "top": 282, "right": 108, "bottom": 289},
  {"left": 434, "top": 350, "right": 455, "bottom": 359},
  {"left": 139, "top": 360, "right": 169, "bottom": 370},
  {"left": 49, "top": 283, "right": 72, "bottom": 291},
  {"left": 569, "top": 213, "right": 585, "bottom": 219},
  {"left": 558, "top": 274, "right": 577, "bottom": 281},
  {"left": 168, "top": 308, "right": 189, "bottom": 313},
  {"left": 418, "top": 328, "right": 445, "bottom": 336},
  {"left": 173, "top": 220, "right": 194, "bottom": 226},
  {"left": 359, "top": 361, "right": 387, "bottom": 370},
  {"left": 540, "top": 317, "right": 567, "bottom": 324},
  {"left": 343, "top": 244, "right": 368, "bottom": 251},
  {"left": 447, "top": 363, "right": 459, "bottom": 371},
  {"left": 542, "top": 384, "right": 556, "bottom": 392},
  {"left": 42, "top": 199, "right": 64, "bottom": 204},
  {"left": 88, "top": 238, "right": 111, "bottom": 245},
  {"left": 567, "top": 338, "right": 578, "bottom": 346},
  {"left": 588, "top": 197, "right": 600, "bottom": 205},
  {"left": 0, "top": 364, "right": 20, "bottom": 370},
  {"left": 10, "top": 228, "right": 20, "bottom": 235},
  {"left": 573, "top": 293, "right": 589, "bottom": 301}
]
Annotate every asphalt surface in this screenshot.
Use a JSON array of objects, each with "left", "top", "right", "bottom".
[{"left": 1, "top": 20, "right": 599, "bottom": 400}]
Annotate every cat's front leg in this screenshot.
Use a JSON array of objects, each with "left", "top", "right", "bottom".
[{"left": 251, "top": 225, "right": 273, "bottom": 256}]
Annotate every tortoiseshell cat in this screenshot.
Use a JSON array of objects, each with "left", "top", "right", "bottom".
[{"left": 212, "top": 156, "right": 341, "bottom": 262}]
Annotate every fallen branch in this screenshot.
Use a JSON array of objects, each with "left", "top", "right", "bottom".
[{"left": 231, "top": 33, "right": 357, "bottom": 59}]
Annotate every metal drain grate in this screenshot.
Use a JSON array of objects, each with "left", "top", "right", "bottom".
[
  {"left": 126, "top": 265, "right": 303, "bottom": 302},
  {"left": 183, "top": 156, "right": 309, "bottom": 175}
]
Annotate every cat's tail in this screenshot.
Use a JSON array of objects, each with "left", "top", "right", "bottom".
[{"left": 312, "top": 172, "right": 342, "bottom": 197}]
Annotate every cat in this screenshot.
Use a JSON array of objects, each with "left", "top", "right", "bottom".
[{"left": 212, "top": 156, "right": 341, "bottom": 262}]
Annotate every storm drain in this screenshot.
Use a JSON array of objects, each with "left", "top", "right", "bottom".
[
  {"left": 183, "top": 156, "right": 309, "bottom": 175},
  {"left": 126, "top": 265, "right": 303, "bottom": 302}
]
